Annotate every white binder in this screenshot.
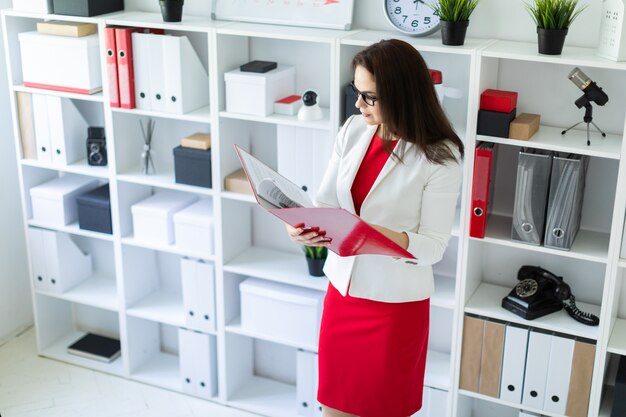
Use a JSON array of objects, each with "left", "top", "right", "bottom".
[
  {"left": 522, "top": 330, "right": 552, "bottom": 409},
  {"left": 132, "top": 33, "right": 152, "bottom": 110},
  {"left": 148, "top": 34, "right": 166, "bottom": 112},
  {"left": 297, "top": 349, "right": 317, "bottom": 417},
  {"left": 161, "top": 35, "right": 209, "bottom": 114},
  {"left": 194, "top": 330, "right": 218, "bottom": 399},
  {"left": 180, "top": 258, "right": 198, "bottom": 329},
  {"left": 178, "top": 327, "right": 196, "bottom": 396},
  {"left": 47, "top": 96, "right": 88, "bottom": 166},
  {"left": 543, "top": 334, "right": 575, "bottom": 414},
  {"left": 43, "top": 230, "right": 92, "bottom": 293},
  {"left": 196, "top": 261, "right": 216, "bottom": 333},
  {"left": 27, "top": 228, "right": 49, "bottom": 291},
  {"left": 32, "top": 94, "right": 51, "bottom": 162},
  {"left": 499, "top": 324, "right": 529, "bottom": 404}
]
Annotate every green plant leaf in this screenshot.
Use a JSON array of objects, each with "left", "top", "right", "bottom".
[
  {"left": 428, "top": 0, "right": 480, "bottom": 22},
  {"left": 303, "top": 245, "right": 328, "bottom": 260},
  {"left": 525, "top": 0, "right": 587, "bottom": 30}
]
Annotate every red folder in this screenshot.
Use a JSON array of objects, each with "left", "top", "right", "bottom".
[
  {"left": 115, "top": 27, "right": 139, "bottom": 109},
  {"left": 234, "top": 145, "right": 414, "bottom": 259},
  {"left": 469, "top": 142, "right": 495, "bottom": 238},
  {"left": 104, "top": 27, "right": 120, "bottom": 107}
]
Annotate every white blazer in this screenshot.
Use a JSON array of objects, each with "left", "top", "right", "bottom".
[{"left": 315, "top": 115, "right": 462, "bottom": 302}]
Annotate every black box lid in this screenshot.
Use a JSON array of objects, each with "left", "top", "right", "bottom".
[
  {"left": 173, "top": 145, "right": 212, "bottom": 161},
  {"left": 76, "top": 184, "right": 110, "bottom": 208}
]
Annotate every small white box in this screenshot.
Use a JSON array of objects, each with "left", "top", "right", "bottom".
[
  {"left": 274, "top": 94, "right": 302, "bottom": 116},
  {"left": 240, "top": 277, "right": 325, "bottom": 346},
  {"left": 19, "top": 31, "right": 102, "bottom": 94},
  {"left": 12, "top": 0, "right": 53, "bottom": 13},
  {"left": 131, "top": 191, "right": 198, "bottom": 245},
  {"left": 30, "top": 175, "right": 99, "bottom": 226},
  {"left": 174, "top": 198, "right": 214, "bottom": 254},
  {"left": 225, "top": 65, "right": 295, "bottom": 116}
]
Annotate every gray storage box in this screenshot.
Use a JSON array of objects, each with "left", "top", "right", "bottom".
[
  {"left": 52, "top": 0, "right": 124, "bottom": 16},
  {"left": 76, "top": 184, "right": 112, "bottom": 234},
  {"left": 173, "top": 146, "right": 212, "bottom": 188}
]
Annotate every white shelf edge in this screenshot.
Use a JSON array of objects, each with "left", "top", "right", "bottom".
[
  {"left": 221, "top": 191, "right": 256, "bottom": 203},
  {"left": 28, "top": 220, "right": 114, "bottom": 241},
  {"left": 35, "top": 276, "right": 118, "bottom": 312},
  {"left": 225, "top": 317, "right": 318, "bottom": 353},
  {"left": 20, "top": 158, "right": 111, "bottom": 178},
  {"left": 121, "top": 236, "right": 216, "bottom": 261},
  {"left": 219, "top": 108, "right": 331, "bottom": 130},
  {"left": 458, "top": 389, "right": 566, "bottom": 417},
  {"left": 115, "top": 172, "right": 214, "bottom": 197},
  {"left": 111, "top": 105, "right": 211, "bottom": 124},
  {"left": 126, "top": 289, "right": 185, "bottom": 328},
  {"left": 13, "top": 84, "right": 104, "bottom": 102}
]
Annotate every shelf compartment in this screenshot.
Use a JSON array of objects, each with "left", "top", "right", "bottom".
[
  {"left": 477, "top": 125, "right": 623, "bottom": 160},
  {"left": 130, "top": 350, "right": 181, "bottom": 392},
  {"left": 219, "top": 107, "right": 331, "bottom": 130},
  {"left": 126, "top": 289, "right": 185, "bottom": 328},
  {"left": 104, "top": 11, "right": 228, "bottom": 32},
  {"left": 226, "top": 316, "right": 318, "bottom": 353},
  {"left": 424, "top": 350, "right": 451, "bottom": 391},
  {"left": 432, "top": 274, "right": 456, "bottom": 310},
  {"left": 20, "top": 158, "right": 110, "bottom": 179},
  {"left": 13, "top": 84, "right": 104, "bottom": 102},
  {"left": 465, "top": 283, "right": 600, "bottom": 340},
  {"left": 121, "top": 235, "right": 215, "bottom": 261},
  {"left": 28, "top": 220, "right": 114, "bottom": 241},
  {"left": 224, "top": 247, "right": 328, "bottom": 292},
  {"left": 221, "top": 191, "right": 256, "bottom": 203},
  {"left": 111, "top": 105, "right": 211, "bottom": 124},
  {"left": 36, "top": 276, "right": 118, "bottom": 312},
  {"left": 227, "top": 375, "right": 297, "bottom": 417},
  {"left": 600, "top": 385, "right": 614, "bottom": 417},
  {"left": 608, "top": 318, "right": 626, "bottom": 355},
  {"left": 458, "top": 389, "right": 565, "bottom": 417},
  {"left": 116, "top": 171, "right": 214, "bottom": 197},
  {"left": 475, "top": 214, "right": 610, "bottom": 264}
]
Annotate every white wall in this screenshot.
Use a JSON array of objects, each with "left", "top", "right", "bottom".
[{"left": 0, "top": 0, "right": 32, "bottom": 343}]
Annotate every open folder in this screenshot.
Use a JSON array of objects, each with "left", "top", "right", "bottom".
[{"left": 234, "top": 145, "right": 414, "bottom": 259}]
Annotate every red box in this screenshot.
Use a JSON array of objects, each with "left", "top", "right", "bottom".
[{"left": 480, "top": 89, "right": 518, "bottom": 113}]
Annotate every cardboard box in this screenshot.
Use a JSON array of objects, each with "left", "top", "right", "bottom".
[
  {"left": 36, "top": 21, "right": 98, "bottom": 37},
  {"left": 30, "top": 175, "right": 99, "bottom": 226},
  {"left": 173, "top": 198, "right": 214, "bottom": 254},
  {"left": 509, "top": 113, "right": 540, "bottom": 141},
  {"left": 225, "top": 65, "right": 295, "bottom": 116},
  {"left": 240, "top": 278, "right": 325, "bottom": 346},
  {"left": 181, "top": 132, "right": 211, "bottom": 150},
  {"left": 131, "top": 191, "right": 198, "bottom": 245},
  {"left": 224, "top": 169, "right": 253, "bottom": 195}
]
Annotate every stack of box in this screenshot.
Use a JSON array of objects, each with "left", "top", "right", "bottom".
[
  {"left": 173, "top": 132, "right": 212, "bottom": 188},
  {"left": 477, "top": 89, "right": 518, "bottom": 138}
]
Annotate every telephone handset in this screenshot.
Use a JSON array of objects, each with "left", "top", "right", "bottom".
[{"left": 501, "top": 265, "right": 599, "bottom": 326}]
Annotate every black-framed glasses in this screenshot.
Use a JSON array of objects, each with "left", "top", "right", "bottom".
[{"left": 350, "top": 81, "right": 377, "bottom": 106}]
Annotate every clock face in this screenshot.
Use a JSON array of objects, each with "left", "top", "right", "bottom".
[{"left": 384, "top": 0, "right": 441, "bottom": 37}]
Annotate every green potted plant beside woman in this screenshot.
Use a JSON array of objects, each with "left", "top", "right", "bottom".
[
  {"left": 527, "top": 0, "right": 587, "bottom": 55},
  {"left": 160, "top": 0, "right": 184, "bottom": 22},
  {"left": 429, "top": 0, "right": 479, "bottom": 46},
  {"left": 303, "top": 245, "right": 327, "bottom": 277}
]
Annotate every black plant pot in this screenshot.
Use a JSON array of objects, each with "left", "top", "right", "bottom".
[
  {"left": 160, "top": 0, "right": 184, "bottom": 22},
  {"left": 305, "top": 257, "right": 326, "bottom": 277},
  {"left": 537, "top": 27, "right": 568, "bottom": 55},
  {"left": 440, "top": 20, "right": 469, "bottom": 46}
]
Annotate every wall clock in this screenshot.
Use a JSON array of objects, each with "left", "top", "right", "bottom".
[{"left": 383, "top": 0, "right": 441, "bottom": 37}]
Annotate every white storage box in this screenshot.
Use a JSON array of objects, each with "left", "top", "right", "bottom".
[
  {"left": 131, "top": 191, "right": 198, "bottom": 245},
  {"left": 225, "top": 65, "right": 295, "bottom": 116},
  {"left": 29, "top": 175, "right": 99, "bottom": 226},
  {"left": 173, "top": 198, "right": 214, "bottom": 254},
  {"left": 12, "top": 0, "right": 52, "bottom": 13},
  {"left": 240, "top": 277, "right": 325, "bottom": 346},
  {"left": 19, "top": 31, "right": 102, "bottom": 94}
]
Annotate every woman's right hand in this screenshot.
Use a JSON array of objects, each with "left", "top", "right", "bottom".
[{"left": 286, "top": 224, "right": 331, "bottom": 247}]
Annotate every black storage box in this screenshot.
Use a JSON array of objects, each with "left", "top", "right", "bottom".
[
  {"left": 477, "top": 108, "right": 517, "bottom": 138},
  {"left": 344, "top": 84, "right": 360, "bottom": 123},
  {"left": 613, "top": 356, "right": 626, "bottom": 417},
  {"left": 52, "top": 0, "right": 124, "bottom": 17},
  {"left": 173, "top": 146, "right": 212, "bottom": 188},
  {"left": 76, "top": 184, "right": 112, "bottom": 234}
]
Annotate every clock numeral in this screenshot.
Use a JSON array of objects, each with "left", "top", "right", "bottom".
[
  {"left": 411, "top": 20, "right": 419, "bottom": 28},
  {"left": 394, "top": 6, "right": 402, "bottom": 14},
  {"left": 424, "top": 17, "right": 431, "bottom": 24},
  {"left": 433, "top": 10, "right": 439, "bottom": 16},
  {"left": 402, "top": 15, "right": 408, "bottom": 23}
]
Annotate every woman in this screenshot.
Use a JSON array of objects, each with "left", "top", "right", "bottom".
[{"left": 287, "top": 39, "right": 464, "bottom": 417}]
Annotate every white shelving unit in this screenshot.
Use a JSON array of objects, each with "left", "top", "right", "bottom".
[{"left": 4, "top": 6, "right": 626, "bottom": 417}]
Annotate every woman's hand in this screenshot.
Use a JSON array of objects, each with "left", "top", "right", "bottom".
[{"left": 286, "top": 223, "right": 331, "bottom": 247}]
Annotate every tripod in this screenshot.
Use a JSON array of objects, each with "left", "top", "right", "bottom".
[{"left": 561, "top": 95, "right": 606, "bottom": 146}]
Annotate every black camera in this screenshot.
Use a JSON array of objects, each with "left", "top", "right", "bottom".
[
  {"left": 302, "top": 90, "right": 318, "bottom": 107},
  {"left": 87, "top": 127, "right": 107, "bottom": 166}
]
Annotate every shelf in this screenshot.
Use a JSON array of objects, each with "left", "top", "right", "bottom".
[
  {"left": 28, "top": 220, "right": 114, "bottom": 242},
  {"left": 465, "top": 283, "right": 600, "bottom": 340},
  {"left": 219, "top": 107, "right": 331, "bottom": 130},
  {"left": 111, "top": 105, "right": 211, "bottom": 124},
  {"left": 473, "top": 214, "right": 609, "bottom": 264},
  {"left": 131, "top": 351, "right": 182, "bottom": 392},
  {"left": 225, "top": 317, "right": 318, "bottom": 353},
  {"left": 104, "top": 11, "right": 229, "bottom": 32},
  {"left": 481, "top": 40, "right": 626, "bottom": 71},
  {"left": 424, "top": 350, "right": 451, "bottom": 391},
  {"left": 116, "top": 170, "right": 214, "bottom": 197},
  {"left": 608, "top": 318, "right": 626, "bottom": 355},
  {"left": 216, "top": 21, "right": 361, "bottom": 42},
  {"left": 224, "top": 246, "right": 329, "bottom": 292},
  {"left": 20, "top": 158, "right": 111, "bottom": 178},
  {"left": 36, "top": 276, "right": 118, "bottom": 312},
  {"left": 126, "top": 290, "right": 185, "bottom": 327},
  {"left": 458, "top": 389, "right": 565, "bottom": 417},
  {"left": 121, "top": 235, "right": 216, "bottom": 261},
  {"left": 13, "top": 84, "right": 104, "bottom": 102},
  {"left": 477, "top": 125, "right": 623, "bottom": 160},
  {"left": 221, "top": 191, "right": 256, "bottom": 203},
  {"left": 340, "top": 30, "right": 493, "bottom": 54},
  {"left": 227, "top": 375, "right": 297, "bottom": 417},
  {"left": 600, "top": 385, "right": 614, "bottom": 417},
  {"left": 619, "top": 259, "right": 626, "bottom": 269},
  {"left": 432, "top": 274, "right": 456, "bottom": 310},
  {"left": 40, "top": 330, "right": 125, "bottom": 376}
]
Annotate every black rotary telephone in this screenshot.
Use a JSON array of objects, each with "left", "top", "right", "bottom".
[{"left": 501, "top": 265, "right": 599, "bottom": 326}]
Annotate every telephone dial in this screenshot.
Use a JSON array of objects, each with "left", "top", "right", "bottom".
[{"left": 501, "top": 265, "right": 599, "bottom": 326}]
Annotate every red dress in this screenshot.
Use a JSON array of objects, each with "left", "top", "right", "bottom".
[{"left": 317, "top": 133, "right": 430, "bottom": 417}]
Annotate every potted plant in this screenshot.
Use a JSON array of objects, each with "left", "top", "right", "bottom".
[
  {"left": 303, "top": 245, "right": 327, "bottom": 277},
  {"left": 526, "top": 0, "right": 587, "bottom": 55},
  {"left": 429, "top": 0, "right": 480, "bottom": 46},
  {"left": 160, "top": 0, "right": 184, "bottom": 22}
]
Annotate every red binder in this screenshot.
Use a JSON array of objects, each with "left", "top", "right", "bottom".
[
  {"left": 104, "top": 27, "right": 120, "bottom": 107},
  {"left": 234, "top": 145, "right": 414, "bottom": 259},
  {"left": 115, "top": 27, "right": 139, "bottom": 109},
  {"left": 469, "top": 142, "right": 495, "bottom": 238}
]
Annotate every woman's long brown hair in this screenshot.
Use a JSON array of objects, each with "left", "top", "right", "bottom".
[{"left": 352, "top": 39, "right": 464, "bottom": 164}]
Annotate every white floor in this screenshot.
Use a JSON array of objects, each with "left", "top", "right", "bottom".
[{"left": 0, "top": 328, "right": 260, "bottom": 417}]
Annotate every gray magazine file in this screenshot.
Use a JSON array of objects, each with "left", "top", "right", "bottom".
[
  {"left": 511, "top": 149, "right": 554, "bottom": 245},
  {"left": 544, "top": 154, "right": 589, "bottom": 250}
]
